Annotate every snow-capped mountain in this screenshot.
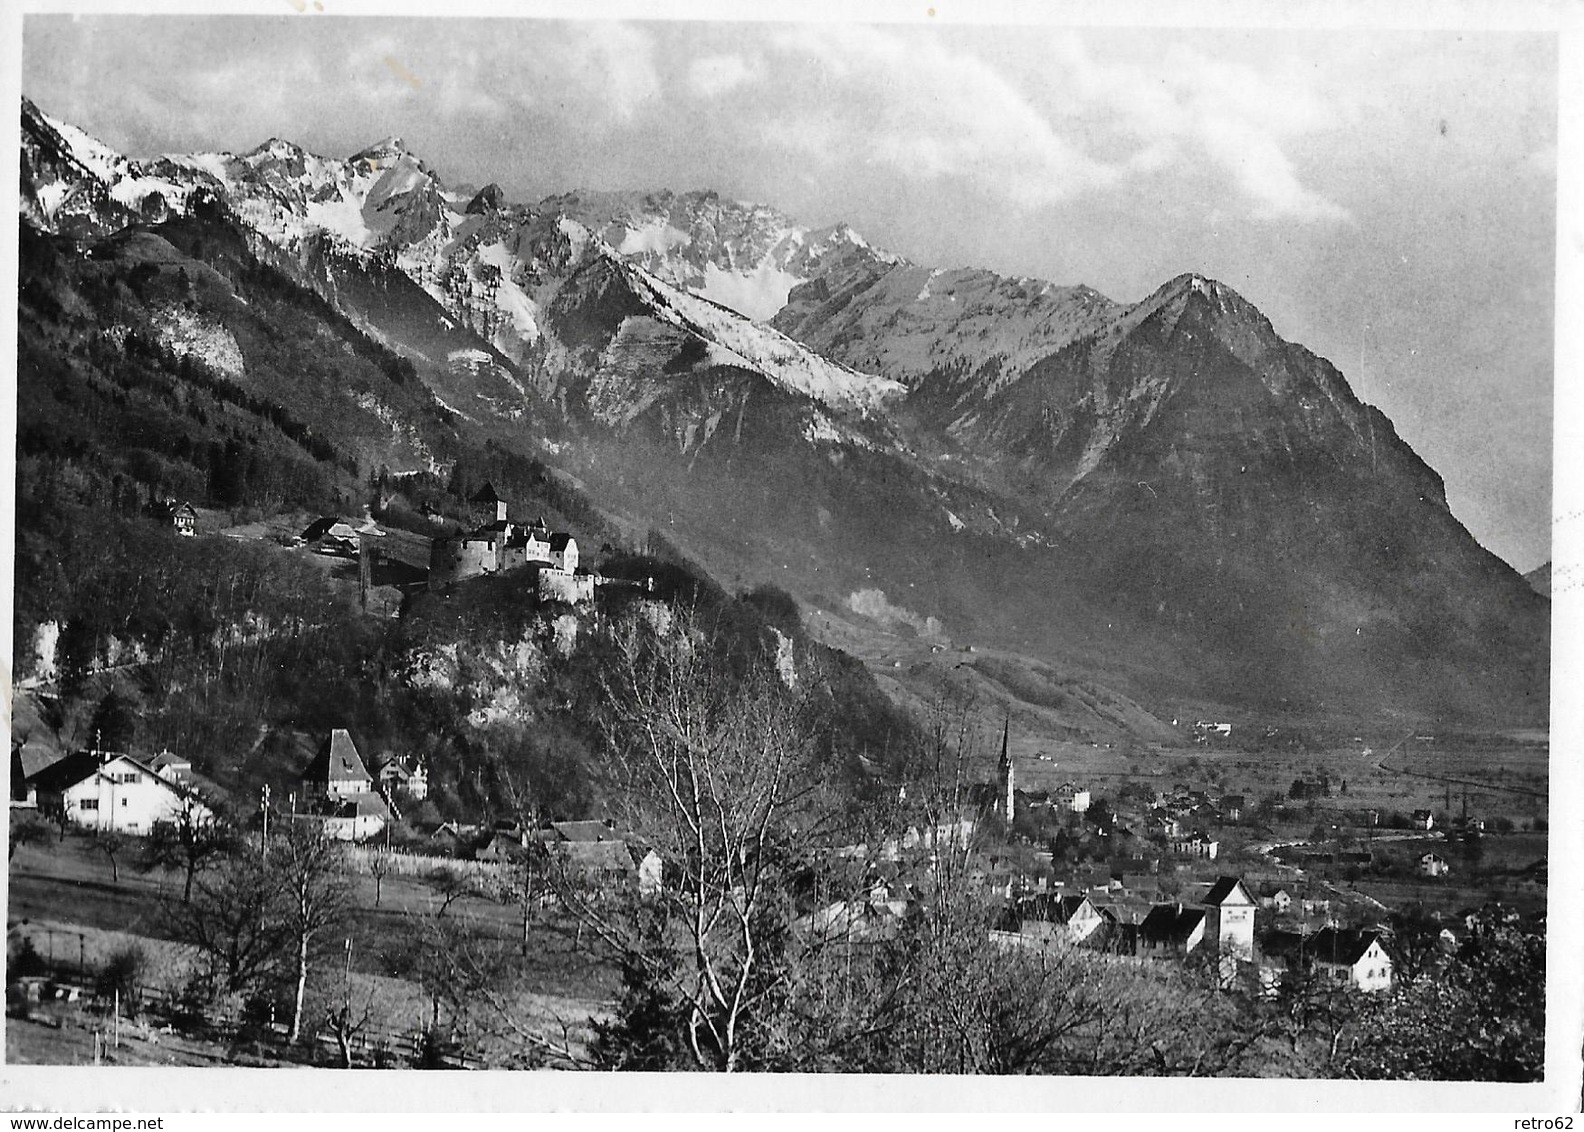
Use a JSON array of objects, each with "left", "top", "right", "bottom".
[
  {"left": 544, "top": 188, "right": 904, "bottom": 321},
  {"left": 21, "top": 98, "right": 901, "bottom": 427},
  {"left": 773, "top": 262, "right": 1123, "bottom": 405},
  {"left": 17, "top": 96, "right": 1549, "bottom": 721}
]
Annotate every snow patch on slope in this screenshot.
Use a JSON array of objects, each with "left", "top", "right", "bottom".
[
  {"left": 695, "top": 260, "right": 806, "bottom": 321},
  {"left": 45, "top": 115, "right": 127, "bottom": 183},
  {"left": 617, "top": 218, "right": 692, "bottom": 257},
  {"left": 624, "top": 261, "right": 905, "bottom": 415},
  {"left": 307, "top": 192, "right": 379, "bottom": 248}
]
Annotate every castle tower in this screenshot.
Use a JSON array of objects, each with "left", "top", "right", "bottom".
[
  {"left": 469, "top": 482, "right": 508, "bottom": 525},
  {"left": 998, "top": 716, "right": 1014, "bottom": 824}
]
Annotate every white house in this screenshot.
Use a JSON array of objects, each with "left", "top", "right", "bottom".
[
  {"left": 1169, "top": 832, "right": 1220, "bottom": 859},
  {"left": 1003, "top": 894, "right": 1105, "bottom": 946},
  {"left": 1201, "top": 876, "right": 1257, "bottom": 962},
  {"left": 151, "top": 498, "right": 197, "bottom": 537},
  {"left": 314, "top": 793, "right": 390, "bottom": 843},
  {"left": 635, "top": 846, "right": 664, "bottom": 897},
  {"left": 300, "top": 730, "right": 388, "bottom": 842},
  {"left": 374, "top": 756, "right": 428, "bottom": 802},
  {"left": 1053, "top": 782, "right": 1091, "bottom": 814},
  {"left": 302, "top": 729, "right": 375, "bottom": 799},
  {"left": 547, "top": 533, "right": 578, "bottom": 574},
  {"left": 32, "top": 751, "right": 215, "bottom": 835},
  {"left": 1420, "top": 852, "right": 1450, "bottom": 878},
  {"left": 1260, "top": 887, "right": 1293, "bottom": 914},
  {"left": 1310, "top": 928, "right": 1393, "bottom": 992}
]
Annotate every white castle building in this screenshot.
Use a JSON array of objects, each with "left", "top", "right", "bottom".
[{"left": 428, "top": 483, "right": 589, "bottom": 599}]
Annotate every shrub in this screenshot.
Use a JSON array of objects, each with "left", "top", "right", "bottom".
[
  {"left": 98, "top": 943, "right": 148, "bottom": 1016},
  {"left": 10, "top": 936, "right": 47, "bottom": 979}
]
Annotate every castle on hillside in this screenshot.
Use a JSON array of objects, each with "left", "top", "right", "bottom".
[{"left": 428, "top": 483, "right": 590, "bottom": 599}]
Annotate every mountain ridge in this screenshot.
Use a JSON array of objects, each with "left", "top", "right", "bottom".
[{"left": 16, "top": 95, "right": 1548, "bottom": 724}]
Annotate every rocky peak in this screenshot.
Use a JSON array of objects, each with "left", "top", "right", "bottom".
[
  {"left": 351, "top": 135, "right": 411, "bottom": 163},
  {"left": 466, "top": 182, "right": 506, "bottom": 215},
  {"left": 248, "top": 137, "right": 305, "bottom": 160}
]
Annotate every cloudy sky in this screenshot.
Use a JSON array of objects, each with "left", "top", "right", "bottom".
[{"left": 19, "top": 8, "right": 1559, "bottom": 571}]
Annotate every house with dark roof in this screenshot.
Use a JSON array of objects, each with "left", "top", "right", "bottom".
[
  {"left": 1089, "top": 892, "right": 1156, "bottom": 929},
  {"left": 30, "top": 751, "right": 218, "bottom": 835},
  {"left": 1052, "top": 782, "right": 1091, "bottom": 814},
  {"left": 1263, "top": 927, "right": 1392, "bottom": 993},
  {"left": 10, "top": 744, "right": 37, "bottom": 807},
  {"left": 998, "top": 893, "right": 1106, "bottom": 945},
  {"left": 1168, "top": 831, "right": 1220, "bottom": 859},
  {"left": 554, "top": 839, "right": 639, "bottom": 887},
  {"left": 547, "top": 532, "right": 578, "bottom": 574},
  {"left": 548, "top": 819, "right": 621, "bottom": 843},
  {"left": 469, "top": 482, "right": 507, "bottom": 522},
  {"left": 302, "top": 729, "right": 375, "bottom": 799},
  {"left": 299, "top": 730, "right": 388, "bottom": 842},
  {"left": 373, "top": 755, "right": 428, "bottom": 801},
  {"left": 301, "top": 517, "right": 361, "bottom": 555},
  {"left": 1138, "top": 904, "right": 1206, "bottom": 959},
  {"left": 1148, "top": 809, "right": 1184, "bottom": 839},
  {"left": 151, "top": 498, "right": 197, "bottom": 537}
]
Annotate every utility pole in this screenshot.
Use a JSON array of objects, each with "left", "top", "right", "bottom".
[{"left": 358, "top": 534, "right": 371, "bottom": 612}]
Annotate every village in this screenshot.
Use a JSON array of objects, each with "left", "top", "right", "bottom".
[
  {"left": 10, "top": 703, "right": 1545, "bottom": 1039},
  {"left": 6, "top": 486, "right": 1549, "bottom": 1071}
]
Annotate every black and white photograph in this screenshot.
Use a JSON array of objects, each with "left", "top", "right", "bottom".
[{"left": 3, "top": 0, "right": 1579, "bottom": 1114}]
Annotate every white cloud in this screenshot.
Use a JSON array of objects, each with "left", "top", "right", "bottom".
[
  {"left": 689, "top": 52, "right": 757, "bottom": 99},
  {"left": 768, "top": 25, "right": 1119, "bottom": 209},
  {"left": 563, "top": 21, "right": 661, "bottom": 123},
  {"left": 752, "top": 26, "right": 1349, "bottom": 222},
  {"left": 1199, "top": 119, "right": 1351, "bottom": 223},
  {"left": 1048, "top": 34, "right": 1353, "bottom": 222}
]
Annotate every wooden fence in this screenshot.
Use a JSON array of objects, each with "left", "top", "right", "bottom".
[
  {"left": 9, "top": 958, "right": 487, "bottom": 1069},
  {"left": 340, "top": 845, "right": 507, "bottom": 882}
]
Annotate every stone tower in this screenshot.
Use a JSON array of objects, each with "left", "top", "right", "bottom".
[{"left": 469, "top": 482, "right": 508, "bottom": 525}]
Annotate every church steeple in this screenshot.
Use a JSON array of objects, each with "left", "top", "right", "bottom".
[{"left": 998, "top": 715, "right": 1014, "bottom": 824}]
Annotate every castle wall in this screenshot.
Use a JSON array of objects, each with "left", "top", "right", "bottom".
[
  {"left": 538, "top": 570, "right": 595, "bottom": 605},
  {"left": 429, "top": 535, "right": 498, "bottom": 587}
]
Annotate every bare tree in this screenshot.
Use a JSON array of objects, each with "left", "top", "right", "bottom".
[
  {"left": 141, "top": 802, "right": 235, "bottom": 902},
  {"left": 323, "top": 984, "right": 378, "bottom": 1069},
  {"left": 94, "top": 830, "right": 129, "bottom": 883},
  {"left": 168, "top": 847, "right": 290, "bottom": 997},
  {"left": 559, "top": 606, "right": 842, "bottom": 1072},
  {"left": 272, "top": 822, "right": 354, "bottom": 1044},
  {"left": 427, "top": 864, "right": 481, "bottom": 918},
  {"left": 368, "top": 847, "right": 394, "bottom": 909},
  {"left": 490, "top": 768, "right": 551, "bottom": 957}
]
